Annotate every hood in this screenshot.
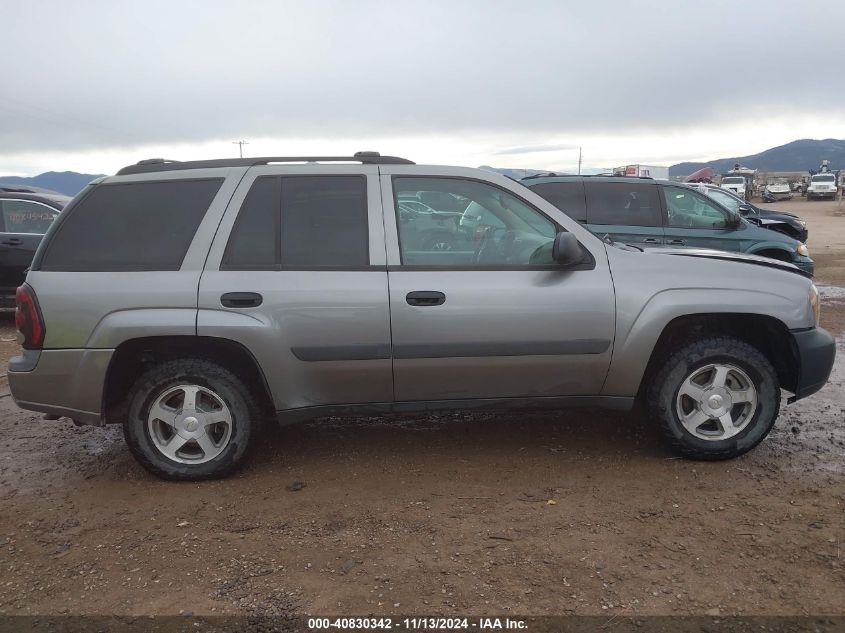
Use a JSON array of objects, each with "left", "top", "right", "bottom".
[
  {"left": 642, "top": 247, "right": 810, "bottom": 277},
  {"left": 753, "top": 205, "right": 800, "bottom": 220},
  {"left": 766, "top": 183, "right": 791, "bottom": 192}
]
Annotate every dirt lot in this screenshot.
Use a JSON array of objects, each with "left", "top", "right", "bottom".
[{"left": 1, "top": 197, "right": 844, "bottom": 620}]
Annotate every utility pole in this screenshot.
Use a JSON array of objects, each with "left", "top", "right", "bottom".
[
  {"left": 232, "top": 140, "right": 249, "bottom": 158},
  {"left": 578, "top": 146, "right": 582, "bottom": 175}
]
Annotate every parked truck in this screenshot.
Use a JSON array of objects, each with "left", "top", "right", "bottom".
[
  {"left": 612, "top": 164, "right": 669, "bottom": 179},
  {"left": 720, "top": 165, "right": 757, "bottom": 201}
]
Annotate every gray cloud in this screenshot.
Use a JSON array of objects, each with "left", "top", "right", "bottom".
[{"left": 2, "top": 0, "right": 844, "bottom": 155}]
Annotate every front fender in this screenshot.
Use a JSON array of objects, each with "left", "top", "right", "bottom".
[{"left": 601, "top": 287, "right": 805, "bottom": 397}]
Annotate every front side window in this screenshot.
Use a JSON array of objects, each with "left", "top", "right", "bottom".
[
  {"left": 0, "top": 200, "right": 59, "bottom": 234},
  {"left": 664, "top": 186, "right": 732, "bottom": 229},
  {"left": 40, "top": 179, "right": 222, "bottom": 271},
  {"left": 223, "top": 175, "right": 369, "bottom": 269},
  {"left": 393, "top": 177, "right": 558, "bottom": 267},
  {"left": 584, "top": 182, "right": 661, "bottom": 227}
]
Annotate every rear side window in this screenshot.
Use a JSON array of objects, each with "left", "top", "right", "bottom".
[
  {"left": 223, "top": 175, "right": 369, "bottom": 269},
  {"left": 0, "top": 200, "right": 59, "bottom": 234},
  {"left": 528, "top": 181, "right": 587, "bottom": 223},
  {"left": 40, "top": 179, "right": 222, "bottom": 271},
  {"left": 584, "top": 182, "right": 660, "bottom": 227}
]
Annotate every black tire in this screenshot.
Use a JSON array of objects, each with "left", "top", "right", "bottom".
[
  {"left": 647, "top": 336, "right": 780, "bottom": 460},
  {"left": 124, "top": 358, "right": 261, "bottom": 480}
]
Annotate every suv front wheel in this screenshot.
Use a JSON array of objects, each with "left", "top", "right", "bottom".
[
  {"left": 647, "top": 337, "right": 780, "bottom": 460},
  {"left": 124, "top": 358, "right": 260, "bottom": 480}
]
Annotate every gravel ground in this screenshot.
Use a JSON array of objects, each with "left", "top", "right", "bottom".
[{"left": 0, "top": 197, "right": 843, "bottom": 619}]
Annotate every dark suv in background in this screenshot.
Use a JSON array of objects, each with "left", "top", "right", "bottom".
[
  {"left": 0, "top": 185, "right": 68, "bottom": 306},
  {"left": 521, "top": 175, "right": 814, "bottom": 274}
]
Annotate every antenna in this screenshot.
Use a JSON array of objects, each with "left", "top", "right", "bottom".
[
  {"left": 232, "top": 140, "right": 249, "bottom": 158},
  {"left": 578, "top": 146, "right": 582, "bottom": 175}
]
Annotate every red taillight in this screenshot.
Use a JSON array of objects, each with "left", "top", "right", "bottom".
[{"left": 15, "top": 284, "right": 45, "bottom": 350}]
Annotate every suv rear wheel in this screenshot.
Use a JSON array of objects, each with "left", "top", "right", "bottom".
[
  {"left": 124, "top": 358, "right": 260, "bottom": 480},
  {"left": 647, "top": 337, "right": 780, "bottom": 460}
]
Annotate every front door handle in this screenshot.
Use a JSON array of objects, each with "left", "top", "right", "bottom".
[
  {"left": 1, "top": 238, "right": 23, "bottom": 246},
  {"left": 642, "top": 238, "right": 660, "bottom": 244},
  {"left": 406, "top": 291, "right": 446, "bottom": 307},
  {"left": 668, "top": 239, "right": 686, "bottom": 245},
  {"left": 221, "top": 292, "right": 263, "bottom": 308}
]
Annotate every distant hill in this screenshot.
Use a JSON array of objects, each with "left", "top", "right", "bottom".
[
  {"left": 0, "top": 171, "right": 103, "bottom": 196},
  {"left": 669, "top": 138, "right": 845, "bottom": 178}
]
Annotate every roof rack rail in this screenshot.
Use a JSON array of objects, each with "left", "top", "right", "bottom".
[{"left": 116, "top": 151, "right": 414, "bottom": 175}]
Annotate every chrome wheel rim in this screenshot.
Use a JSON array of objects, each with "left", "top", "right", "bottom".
[
  {"left": 675, "top": 363, "right": 758, "bottom": 441},
  {"left": 147, "top": 384, "right": 233, "bottom": 464}
]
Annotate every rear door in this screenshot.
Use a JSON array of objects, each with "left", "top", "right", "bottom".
[
  {"left": 583, "top": 181, "right": 665, "bottom": 247},
  {"left": 197, "top": 166, "right": 393, "bottom": 413},
  {"left": 382, "top": 167, "right": 616, "bottom": 403},
  {"left": 0, "top": 199, "right": 59, "bottom": 291}
]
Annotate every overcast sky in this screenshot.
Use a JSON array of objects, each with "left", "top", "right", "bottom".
[{"left": 2, "top": 0, "right": 844, "bottom": 176}]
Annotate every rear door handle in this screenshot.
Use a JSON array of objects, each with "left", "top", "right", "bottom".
[
  {"left": 1, "top": 238, "right": 23, "bottom": 246},
  {"left": 221, "top": 292, "right": 263, "bottom": 308},
  {"left": 668, "top": 239, "right": 686, "bottom": 245},
  {"left": 641, "top": 238, "right": 660, "bottom": 244},
  {"left": 406, "top": 291, "right": 446, "bottom": 307}
]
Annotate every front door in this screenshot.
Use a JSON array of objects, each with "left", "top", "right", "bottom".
[
  {"left": 661, "top": 185, "right": 746, "bottom": 252},
  {"left": 198, "top": 166, "right": 393, "bottom": 412},
  {"left": 381, "top": 170, "right": 616, "bottom": 403}
]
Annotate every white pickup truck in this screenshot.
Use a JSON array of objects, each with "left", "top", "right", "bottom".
[{"left": 720, "top": 175, "right": 750, "bottom": 200}]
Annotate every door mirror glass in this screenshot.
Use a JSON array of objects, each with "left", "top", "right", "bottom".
[{"left": 552, "top": 232, "right": 582, "bottom": 266}]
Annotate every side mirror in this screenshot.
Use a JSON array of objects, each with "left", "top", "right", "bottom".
[
  {"left": 738, "top": 204, "right": 753, "bottom": 216},
  {"left": 552, "top": 232, "right": 582, "bottom": 266}
]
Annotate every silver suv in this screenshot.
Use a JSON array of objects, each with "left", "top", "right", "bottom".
[{"left": 8, "top": 153, "right": 836, "bottom": 480}]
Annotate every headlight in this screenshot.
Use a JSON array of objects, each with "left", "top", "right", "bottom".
[
  {"left": 809, "top": 284, "right": 820, "bottom": 327},
  {"left": 796, "top": 243, "right": 810, "bottom": 257},
  {"left": 798, "top": 220, "right": 807, "bottom": 228}
]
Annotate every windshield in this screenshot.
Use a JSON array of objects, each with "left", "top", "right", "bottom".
[
  {"left": 721, "top": 177, "right": 744, "bottom": 184},
  {"left": 812, "top": 175, "right": 835, "bottom": 182}
]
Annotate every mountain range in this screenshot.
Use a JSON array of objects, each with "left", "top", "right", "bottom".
[
  {"left": 668, "top": 138, "right": 845, "bottom": 178},
  {"left": 0, "top": 171, "right": 103, "bottom": 196}
]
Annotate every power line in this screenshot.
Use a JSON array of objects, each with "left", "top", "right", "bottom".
[{"left": 232, "top": 140, "right": 249, "bottom": 158}]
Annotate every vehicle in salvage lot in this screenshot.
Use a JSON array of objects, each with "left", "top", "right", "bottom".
[
  {"left": 0, "top": 186, "right": 68, "bottom": 308},
  {"left": 763, "top": 179, "right": 793, "bottom": 202},
  {"left": 806, "top": 173, "right": 838, "bottom": 200},
  {"left": 687, "top": 182, "right": 808, "bottom": 243},
  {"left": 8, "top": 153, "right": 836, "bottom": 480},
  {"left": 521, "top": 174, "right": 814, "bottom": 273}
]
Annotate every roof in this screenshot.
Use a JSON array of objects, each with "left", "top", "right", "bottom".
[
  {"left": 116, "top": 151, "right": 415, "bottom": 176},
  {"left": 521, "top": 174, "right": 658, "bottom": 186}
]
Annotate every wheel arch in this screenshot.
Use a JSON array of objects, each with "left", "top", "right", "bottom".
[
  {"left": 102, "top": 336, "right": 275, "bottom": 424},
  {"left": 634, "top": 313, "right": 799, "bottom": 402}
]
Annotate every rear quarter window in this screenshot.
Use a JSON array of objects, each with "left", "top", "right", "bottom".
[{"left": 38, "top": 178, "right": 222, "bottom": 271}]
